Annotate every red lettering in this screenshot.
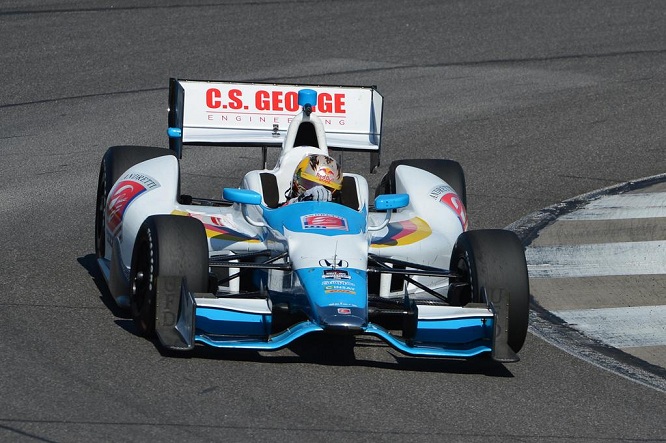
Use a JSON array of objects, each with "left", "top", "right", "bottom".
[
  {"left": 285, "top": 91, "right": 298, "bottom": 112},
  {"left": 228, "top": 89, "right": 243, "bottom": 110},
  {"left": 318, "top": 93, "right": 333, "bottom": 113},
  {"left": 272, "top": 91, "right": 284, "bottom": 111},
  {"left": 256, "top": 90, "right": 270, "bottom": 110},
  {"left": 334, "top": 94, "right": 345, "bottom": 114},
  {"left": 206, "top": 88, "right": 222, "bottom": 109}
]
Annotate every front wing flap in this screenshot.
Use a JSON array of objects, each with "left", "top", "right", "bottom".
[{"left": 153, "top": 282, "right": 521, "bottom": 362}]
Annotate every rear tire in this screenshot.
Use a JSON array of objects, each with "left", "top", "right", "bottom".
[
  {"left": 448, "top": 229, "right": 529, "bottom": 353},
  {"left": 95, "top": 146, "right": 175, "bottom": 258},
  {"left": 129, "top": 215, "right": 209, "bottom": 337},
  {"left": 375, "top": 159, "right": 466, "bottom": 205}
]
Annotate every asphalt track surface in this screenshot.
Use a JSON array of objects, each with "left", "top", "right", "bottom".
[{"left": 1, "top": 1, "right": 665, "bottom": 441}]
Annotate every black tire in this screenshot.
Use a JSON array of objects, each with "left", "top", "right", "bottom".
[
  {"left": 375, "top": 159, "right": 466, "bottom": 206},
  {"left": 130, "top": 215, "right": 209, "bottom": 337},
  {"left": 448, "top": 229, "right": 530, "bottom": 353},
  {"left": 95, "top": 146, "right": 175, "bottom": 258}
]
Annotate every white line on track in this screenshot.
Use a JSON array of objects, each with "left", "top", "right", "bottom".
[
  {"left": 526, "top": 240, "right": 666, "bottom": 278},
  {"left": 560, "top": 192, "right": 666, "bottom": 220},
  {"left": 551, "top": 305, "right": 666, "bottom": 348},
  {"left": 512, "top": 175, "right": 666, "bottom": 392}
]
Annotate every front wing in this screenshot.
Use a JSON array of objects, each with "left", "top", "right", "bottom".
[{"left": 155, "top": 276, "right": 518, "bottom": 362}]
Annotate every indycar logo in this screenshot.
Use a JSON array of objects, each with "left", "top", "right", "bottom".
[
  {"left": 106, "top": 175, "right": 160, "bottom": 237},
  {"left": 301, "top": 214, "right": 348, "bottom": 231},
  {"left": 428, "top": 185, "right": 468, "bottom": 230}
]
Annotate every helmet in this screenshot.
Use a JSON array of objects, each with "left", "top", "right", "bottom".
[{"left": 290, "top": 154, "right": 343, "bottom": 199}]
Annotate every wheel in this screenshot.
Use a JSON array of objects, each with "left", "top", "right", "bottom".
[
  {"left": 448, "top": 229, "right": 529, "bottom": 353},
  {"left": 375, "top": 159, "right": 466, "bottom": 205},
  {"left": 95, "top": 146, "right": 175, "bottom": 258},
  {"left": 129, "top": 215, "right": 209, "bottom": 337}
]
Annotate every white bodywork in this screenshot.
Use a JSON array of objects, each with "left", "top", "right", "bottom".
[{"left": 100, "top": 81, "right": 466, "bottom": 303}]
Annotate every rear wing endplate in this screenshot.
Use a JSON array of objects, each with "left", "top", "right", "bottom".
[{"left": 168, "top": 78, "right": 384, "bottom": 171}]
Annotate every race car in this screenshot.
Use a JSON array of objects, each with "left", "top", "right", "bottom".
[{"left": 94, "top": 79, "right": 530, "bottom": 362}]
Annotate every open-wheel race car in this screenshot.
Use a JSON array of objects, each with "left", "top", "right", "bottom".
[{"left": 95, "top": 79, "right": 530, "bottom": 362}]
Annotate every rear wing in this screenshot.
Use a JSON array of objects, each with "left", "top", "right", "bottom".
[{"left": 167, "top": 78, "right": 384, "bottom": 171}]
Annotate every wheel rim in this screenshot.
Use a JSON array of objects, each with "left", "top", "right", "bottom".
[{"left": 131, "top": 232, "right": 154, "bottom": 325}]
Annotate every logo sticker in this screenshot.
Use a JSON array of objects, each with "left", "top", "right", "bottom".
[
  {"left": 106, "top": 174, "right": 160, "bottom": 237},
  {"left": 319, "top": 259, "right": 349, "bottom": 268},
  {"left": 429, "top": 185, "right": 468, "bottom": 230},
  {"left": 301, "top": 214, "right": 348, "bottom": 231},
  {"left": 323, "top": 269, "right": 351, "bottom": 280}
]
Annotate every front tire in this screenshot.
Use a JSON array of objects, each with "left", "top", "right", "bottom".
[
  {"left": 448, "top": 229, "right": 530, "bottom": 353},
  {"left": 129, "top": 215, "right": 209, "bottom": 337}
]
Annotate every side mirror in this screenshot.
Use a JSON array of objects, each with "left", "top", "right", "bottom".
[
  {"left": 375, "top": 193, "right": 409, "bottom": 211},
  {"left": 222, "top": 188, "right": 265, "bottom": 228},
  {"left": 223, "top": 188, "right": 262, "bottom": 205},
  {"left": 369, "top": 194, "right": 409, "bottom": 231}
]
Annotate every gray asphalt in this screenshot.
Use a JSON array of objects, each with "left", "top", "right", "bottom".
[
  {"left": 1, "top": 1, "right": 665, "bottom": 442},
  {"left": 514, "top": 177, "right": 666, "bottom": 391}
]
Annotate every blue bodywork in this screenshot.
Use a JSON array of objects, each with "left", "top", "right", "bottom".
[{"left": 155, "top": 198, "right": 500, "bottom": 359}]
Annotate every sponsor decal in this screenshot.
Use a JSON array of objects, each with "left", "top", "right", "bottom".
[
  {"left": 328, "top": 302, "right": 359, "bottom": 307},
  {"left": 337, "top": 308, "right": 352, "bottom": 315},
  {"left": 323, "top": 278, "right": 357, "bottom": 295},
  {"left": 171, "top": 210, "right": 261, "bottom": 244},
  {"left": 319, "top": 259, "right": 349, "bottom": 268},
  {"left": 301, "top": 214, "right": 348, "bottom": 231},
  {"left": 371, "top": 217, "right": 432, "bottom": 248},
  {"left": 205, "top": 88, "right": 346, "bottom": 115},
  {"left": 325, "top": 283, "right": 356, "bottom": 292},
  {"left": 325, "top": 288, "right": 357, "bottom": 295},
  {"left": 210, "top": 214, "right": 239, "bottom": 230},
  {"left": 322, "top": 269, "right": 351, "bottom": 280},
  {"left": 428, "top": 185, "right": 468, "bottom": 230},
  {"left": 322, "top": 280, "right": 355, "bottom": 286},
  {"left": 106, "top": 174, "right": 160, "bottom": 237}
]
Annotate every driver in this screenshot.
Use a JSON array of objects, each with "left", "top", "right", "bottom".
[{"left": 284, "top": 154, "right": 343, "bottom": 204}]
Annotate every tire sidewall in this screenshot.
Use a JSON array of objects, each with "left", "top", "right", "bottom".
[
  {"left": 450, "top": 230, "right": 530, "bottom": 353},
  {"left": 130, "top": 215, "right": 209, "bottom": 337}
]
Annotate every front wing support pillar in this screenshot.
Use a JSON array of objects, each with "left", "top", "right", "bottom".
[
  {"left": 154, "top": 276, "right": 196, "bottom": 351},
  {"left": 484, "top": 287, "right": 519, "bottom": 363}
]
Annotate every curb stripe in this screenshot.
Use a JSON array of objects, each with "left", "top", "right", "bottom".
[
  {"left": 551, "top": 306, "right": 666, "bottom": 348},
  {"left": 561, "top": 192, "right": 666, "bottom": 220},
  {"left": 526, "top": 241, "right": 666, "bottom": 278}
]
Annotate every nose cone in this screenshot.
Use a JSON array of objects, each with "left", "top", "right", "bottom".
[
  {"left": 318, "top": 306, "right": 367, "bottom": 333},
  {"left": 294, "top": 266, "right": 369, "bottom": 333}
]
